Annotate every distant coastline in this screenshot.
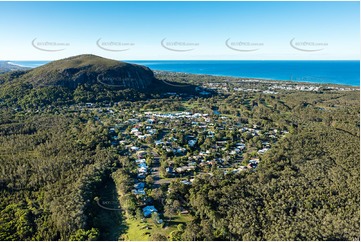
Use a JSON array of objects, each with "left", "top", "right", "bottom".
[
  {"left": 4, "top": 60, "right": 360, "bottom": 87},
  {"left": 6, "top": 61, "right": 29, "bottom": 68}
]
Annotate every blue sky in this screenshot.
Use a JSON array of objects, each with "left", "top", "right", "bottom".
[{"left": 0, "top": 1, "right": 359, "bottom": 60}]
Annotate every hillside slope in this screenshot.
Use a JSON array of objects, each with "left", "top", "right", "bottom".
[{"left": 18, "top": 54, "right": 155, "bottom": 89}]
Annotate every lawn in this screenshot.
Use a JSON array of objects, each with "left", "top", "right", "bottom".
[
  {"left": 121, "top": 218, "right": 152, "bottom": 241},
  {"left": 122, "top": 214, "right": 193, "bottom": 240}
]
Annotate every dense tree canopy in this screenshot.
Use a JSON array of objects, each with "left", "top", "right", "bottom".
[{"left": 0, "top": 69, "right": 359, "bottom": 240}]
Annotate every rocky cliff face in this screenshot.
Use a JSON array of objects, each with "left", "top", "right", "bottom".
[{"left": 20, "top": 54, "right": 155, "bottom": 89}]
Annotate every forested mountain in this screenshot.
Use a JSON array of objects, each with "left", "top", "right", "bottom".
[
  {"left": 0, "top": 55, "right": 199, "bottom": 109},
  {"left": 11, "top": 55, "right": 155, "bottom": 89}
]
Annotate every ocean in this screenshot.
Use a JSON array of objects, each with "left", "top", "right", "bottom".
[{"left": 8, "top": 60, "right": 360, "bottom": 86}]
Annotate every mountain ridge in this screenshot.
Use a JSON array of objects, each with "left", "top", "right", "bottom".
[
  {"left": 0, "top": 54, "right": 201, "bottom": 107},
  {"left": 16, "top": 54, "right": 155, "bottom": 89}
]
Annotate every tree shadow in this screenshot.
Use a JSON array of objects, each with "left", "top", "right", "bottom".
[{"left": 92, "top": 178, "right": 129, "bottom": 240}]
